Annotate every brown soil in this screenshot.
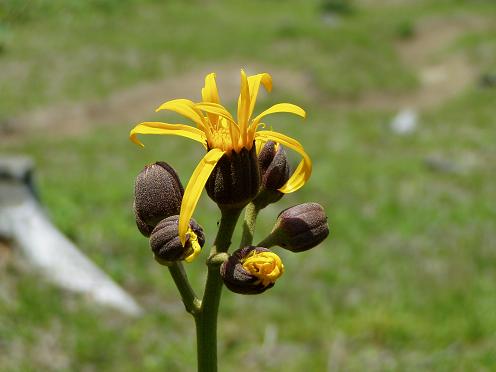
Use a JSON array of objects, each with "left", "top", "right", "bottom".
[
  {"left": 331, "top": 15, "right": 487, "bottom": 110},
  {"left": 4, "top": 62, "right": 313, "bottom": 141}
]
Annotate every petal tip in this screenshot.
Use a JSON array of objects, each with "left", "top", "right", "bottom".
[
  {"left": 263, "top": 73, "right": 273, "bottom": 92},
  {"left": 179, "top": 234, "right": 186, "bottom": 247},
  {"left": 155, "top": 102, "right": 167, "bottom": 112},
  {"left": 129, "top": 133, "right": 145, "bottom": 148}
]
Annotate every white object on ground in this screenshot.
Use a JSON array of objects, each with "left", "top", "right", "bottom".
[
  {"left": 390, "top": 108, "right": 418, "bottom": 135},
  {"left": 0, "top": 157, "right": 142, "bottom": 316}
]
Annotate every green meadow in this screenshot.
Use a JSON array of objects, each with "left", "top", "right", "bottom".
[{"left": 1, "top": 0, "right": 495, "bottom": 370}]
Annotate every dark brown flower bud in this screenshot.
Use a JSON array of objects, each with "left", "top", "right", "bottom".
[
  {"left": 134, "top": 202, "right": 154, "bottom": 237},
  {"left": 206, "top": 145, "right": 260, "bottom": 210},
  {"left": 134, "top": 162, "right": 184, "bottom": 236},
  {"left": 150, "top": 215, "right": 205, "bottom": 264},
  {"left": 259, "top": 141, "right": 290, "bottom": 190},
  {"left": 254, "top": 141, "right": 290, "bottom": 208},
  {"left": 263, "top": 203, "right": 329, "bottom": 252},
  {"left": 220, "top": 246, "right": 284, "bottom": 295}
]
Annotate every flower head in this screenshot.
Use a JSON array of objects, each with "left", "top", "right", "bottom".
[
  {"left": 241, "top": 249, "right": 284, "bottom": 287},
  {"left": 133, "top": 161, "right": 184, "bottom": 237},
  {"left": 220, "top": 246, "right": 284, "bottom": 294},
  {"left": 263, "top": 202, "right": 329, "bottom": 252},
  {"left": 130, "top": 70, "right": 312, "bottom": 245},
  {"left": 150, "top": 215, "right": 205, "bottom": 264}
]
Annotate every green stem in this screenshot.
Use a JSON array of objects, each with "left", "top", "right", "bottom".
[
  {"left": 239, "top": 202, "right": 260, "bottom": 248},
  {"left": 195, "top": 208, "right": 242, "bottom": 372},
  {"left": 168, "top": 262, "right": 201, "bottom": 315},
  {"left": 256, "top": 229, "right": 281, "bottom": 249}
]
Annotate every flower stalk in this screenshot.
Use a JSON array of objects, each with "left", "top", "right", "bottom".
[
  {"left": 239, "top": 202, "right": 260, "bottom": 248},
  {"left": 194, "top": 208, "right": 242, "bottom": 372},
  {"left": 168, "top": 262, "right": 201, "bottom": 315}
]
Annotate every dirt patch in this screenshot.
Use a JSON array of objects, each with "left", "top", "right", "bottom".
[
  {"left": 3, "top": 62, "right": 314, "bottom": 141},
  {"left": 395, "top": 16, "right": 483, "bottom": 108},
  {"left": 331, "top": 15, "right": 487, "bottom": 110},
  {"left": 396, "top": 15, "right": 486, "bottom": 64},
  {"left": 341, "top": 54, "right": 475, "bottom": 110}
]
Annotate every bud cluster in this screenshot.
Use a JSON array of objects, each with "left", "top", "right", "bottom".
[
  {"left": 132, "top": 144, "right": 329, "bottom": 295},
  {"left": 133, "top": 161, "right": 205, "bottom": 265}
]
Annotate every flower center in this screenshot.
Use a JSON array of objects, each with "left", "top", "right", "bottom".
[
  {"left": 205, "top": 117, "right": 254, "bottom": 153},
  {"left": 242, "top": 250, "right": 284, "bottom": 286},
  {"left": 209, "top": 124, "right": 233, "bottom": 152}
]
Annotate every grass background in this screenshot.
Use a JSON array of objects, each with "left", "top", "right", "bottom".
[{"left": 1, "top": 0, "right": 496, "bottom": 370}]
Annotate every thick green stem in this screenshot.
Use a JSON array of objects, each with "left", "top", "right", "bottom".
[
  {"left": 239, "top": 202, "right": 260, "bottom": 248},
  {"left": 168, "top": 262, "right": 201, "bottom": 315},
  {"left": 195, "top": 208, "right": 242, "bottom": 372},
  {"left": 256, "top": 229, "right": 281, "bottom": 249}
]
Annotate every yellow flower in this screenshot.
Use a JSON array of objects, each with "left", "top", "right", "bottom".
[
  {"left": 242, "top": 250, "right": 284, "bottom": 287},
  {"left": 130, "top": 70, "right": 312, "bottom": 245}
]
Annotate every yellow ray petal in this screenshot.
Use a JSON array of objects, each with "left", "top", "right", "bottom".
[
  {"left": 201, "top": 73, "right": 220, "bottom": 104},
  {"left": 252, "top": 103, "right": 306, "bottom": 127},
  {"left": 255, "top": 130, "right": 312, "bottom": 193},
  {"left": 255, "top": 137, "right": 269, "bottom": 154},
  {"left": 202, "top": 73, "right": 221, "bottom": 126},
  {"left": 227, "top": 118, "right": 241, "bottom": 152},
  {"left": 247, "top": 73, "right": 272, "bottom": 119},
  {"left": 178, "top": 148, "right": 226, "bottom": 245},
  {"left": 129, "top": 122, "right": 207, "bottom": 148},
  {"left": 195, "top": 102, "right": 237, "bottom": 126},
  {"left": 156, "top": 99, "right": 206, "bottom": 129},
  {"left": 237, "top": 69, "right": 250, "bottom": 142}
]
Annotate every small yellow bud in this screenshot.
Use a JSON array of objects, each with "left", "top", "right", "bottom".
[{"left": 220, "top": 246, "right": 284, "bottom": 295}]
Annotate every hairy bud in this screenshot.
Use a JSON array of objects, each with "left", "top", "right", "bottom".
[
  {"left": 134, "top": 162, "right": 184, "bottom": 236},
  {"left": 134, "top": 203, "right": 154, "bottom": 237},
  {"left": 150, "top": 215, "right": 205, "bottom": 264},
  {"left": 265, "top": 203, "right": 329, "bottom": 252},
  {"left": 220, "top": 246, "right": 284, "bottom": 295},
  {"left": 206, "top": 146, "right": 260, "bottom": 210},
  {"left": 259, "top": 141, "right": 290, "bottom": 191},
  {"left": 254, "top": 141, "right": 290, "bottom": 208}
]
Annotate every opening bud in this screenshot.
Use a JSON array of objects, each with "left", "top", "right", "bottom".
[
  {"left": 220, "top": 246, "right": 284, "bottom": 295},
  {"left": 206, "top": 146, "right": 260, "bottom": 210},
  {"left": 263, "top": 202, "right": 329, "bottom": 252},
  {"left": 150, "top": 215, "right": 205, "bottom": 264},
  {"left": 254, "top": 141, "right": 290, "bottom": 208},
  {"left": 134, "top": 162, "right": 184, "bottom": 237}
]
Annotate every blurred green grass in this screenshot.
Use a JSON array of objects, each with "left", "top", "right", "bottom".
[{"left": 1, "top": 0, "right": 496, "bottom": 371}]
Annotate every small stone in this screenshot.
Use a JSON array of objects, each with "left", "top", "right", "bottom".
[
  {"left": 390, "top": 109, "right": 417, "bottom": 135},
  {"left": 424, "top": 156, "right": 462, "bottom": 174},
  {"left": 479, "top": 73, "right": 496, "bottom": 88}
]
